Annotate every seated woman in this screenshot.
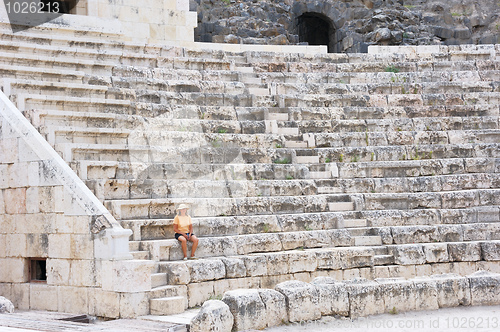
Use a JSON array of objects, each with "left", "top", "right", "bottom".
[{"left": 173, "top": 204, "right": 199, "bottom": 260}]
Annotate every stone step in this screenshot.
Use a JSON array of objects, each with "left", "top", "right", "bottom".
[
  {"left": 142, "top": 228, "right": 352, "bottom": 261},
  {"left": 235, "top": 66, "right": 254, "bottom": 73},
  {"left": 373, "top": 254, "right": 395, "bottom": 265},
  {"left": 129, "top": 240, "right": 141, "bottom": 251},
  {"left": 149, "top": 285, "right": 187, "bottom": 299},
  {"left": 277, "top": 127, "right": 299, "bottom": 136},
  {"left": 151, "top": 273, "right": 168, "bottom": 288},
  {"left": 140, "top": 308, "right": 199, "bottom": 327},
  {"left": 317, "top": 187, "right": 343, "bottom": 194},
  {"left": 354, "top": 236, "right": 383, "bottom": 246},
  {"left": 284, "top": 141, "right": 308, "bottom": 148},
  {"left": 130, "top": 250, "right": 150, "bottom": 260},
  {"left": 240, "top": 75, "right": 262, "bottom": 84},
  {"left": 295, "top": 155, "right": 320, "bottom": 164},
  {"left": 248, "top": 87, "right": 270, "bottom": 96},
  {"left": 268, "top": 113, "right": 289, "bottom": 121},
  {"left": 150, "top": 297, "right": 187, "bottom": 316},
  {"left": 122, "top": 211, "right": 343, "bottom": 241},
  {"left": 308, "top": 171, "right": 331, "bottom": 179},
  {"left": 344, "top": 219, "right": 368, "bottom": 228},
  {"left": 329, "top": 202, "right": 355, "bottom": 211},
  {"left": 0, "top": 64, "right": 85, "bottom": 83}
]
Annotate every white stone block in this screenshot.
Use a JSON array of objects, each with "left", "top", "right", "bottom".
[
  {"left": 25, "top": 187, "right": 39, "bottom": 214},
  {"left": 190, "top": 300, "right": 234, "bottom": 332},
  {"left": 430, "top": 274, "right": 471, "bottom": 308},
  {"left": 311, "top": 277, "right": 349, "bottom": 316},
  {"left": 480, "top": 241, "right": 500, "bottom": 261},
  {"left": 46, "top": 259, "right": 70, "bottom": 285},
  {"left": 26, "top": 233, "right": 49, "bottom": 258},
  {"left": 187, "top": 259, "right": 225, "bottom": 282},
  {"left": 164, "top": 262, "right": 190, "bottom": 285},
  {"left": 0, "top": 258, "right": 28, "bottom": 283},
  {"left": 222, "top": 289, "right": 267, "bottom": 330},
  {"left": 120, "top": 292, "right": 149, "bottom": 318},
  {"left": 0, "top": 138, "right": 19, "bottom": 163},
  {"left": 412, "top": 277, "right": 439, "bottom": 311},
  {"left": 468, "top": 271, "right": 500, "bottom": 306},
  {"left": 57, "top": 286, "right": 88, "bottom": 314},
  {"left": 70, "top": 234, "right": 94, "bottom": 260},
  {"left": 424, "top": 243, "right": 450, "bottom": 263},
  {"left": 448, "top": 242, "right": 482, "bottom": 262},
  {"left": 188, "top": 281, "right": 214, "bottom": 307},
  {"left": 70, "top": 260, "right": 99, "bottom": 287},
  {"left": 257, "top": 289, "right": 288, "bottom": 327},
  {"left": 3, "top": 188, "right": 26, "bottom": 214},
  {"left": 88, "top": 288, "right": 120, "bottom": 319},
  {"left": 275, "top": 280, "right": 321, "bottom": 322},
  {"left": 5, "top": 234, "right": 27, "bottom": 258},
  {"left": 30, "top": 284, "right": 58, "bottom": 311},
  {"left": 48, "top": 234, "right": 71, "bottom": 259},
  {"left": 7, "top": 163, "right": 29, "bottom": 188},
  {"left": 346, "top": 279, "right": 384, "bottom": 318},
  {"left": 101, "top": 260, "right": 153, "bottom": 293}
]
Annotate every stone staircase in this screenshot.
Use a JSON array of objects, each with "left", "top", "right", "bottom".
[{"left": 1, "top": 23, "right": 499, "bottom": 316}]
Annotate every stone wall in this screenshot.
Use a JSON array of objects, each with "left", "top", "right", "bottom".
[
  {"left": 194, "top": 0, "right": 500, "bottom": 52},
  {"left": 0, "top": 91, "right": 153, "bottom": 318}
]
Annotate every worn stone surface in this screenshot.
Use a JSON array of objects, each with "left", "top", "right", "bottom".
[
  {"left": 257, "top": 289, "right": 288, "bottom": 327},
  {"left": 310, "top": 277, "right": 349, "bottom": 317},
  {"left": 468, "top": 271, "right": 500, "bottom": 306},
  {"left": 275, "top": 280, "right": 321, "bottom": 322},
  {"left": 0, "top": 296, "right": 14, "bottom": 314},
  {"left": 222, "top": 289, "right": 267, "bottom": 331},
  {"left": 190, "top": 300, "right": 233, "bottom": 332}
]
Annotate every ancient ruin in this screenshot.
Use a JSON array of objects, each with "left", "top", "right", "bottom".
[{"left": 0, "top": 0, "right": 499, "bottom": 331}]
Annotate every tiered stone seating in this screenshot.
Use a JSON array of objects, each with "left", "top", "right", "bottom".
[{"left": 2, "top": 25, "right": 499, "bottom": 315}]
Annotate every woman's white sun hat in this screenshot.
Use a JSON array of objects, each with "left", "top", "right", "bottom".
[{"left": 176, "top": 204, "right": 190, "bottom": 211}]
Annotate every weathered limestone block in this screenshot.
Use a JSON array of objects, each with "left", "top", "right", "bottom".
[
  {"left": 275, "top": 280, "right": 321, "bottom": 322},
  {"left": 164, "top": 262, "right": 190, "bottom": 285},
  {"left": 241, "top": 255, "right": 268, "bottom": 277},
  {"left": 345, "top": 279, "right": 384, "bottom": 318},
  {"left": 265, "top": 252, "right": 290, "bottom": 275},
  {"left": 310, "top": 277, "right": 349, "bottom": 316},
  {"left": 315, "top": 249, "right": 342, "bottom": 270},
  {"left": 57, "top": 286, "right": 89, "bottom": 315},
  {"left": 338, "top": 247, "right": 374, "bottom": 269},
  {"left": 329, "top": 229, "right": 352, "bottom": 246},
  {"left": 423, "top": 243, "right": 450, "bottom": 263},
  {"left": 257, "top": 289, "right": 288, "bottom": 327},
  {"left": 412, "top": 277, "right": 439, "bottom": 311},
  {"left": 187, "top": 259, "right": 226, "bottom": 283},
  {"left": 119, "top": 292, "right": 149, "bottom": 318},
  {"left": 30, "top": 284, "right": 58, "bottom": 311},
  {"left": 288, "top": 251, "right": 317, "bottom": 273},
  {"left": 438, "top": 225, "right": 464, "bottom": 242},
  {"left": 389, "top": 244, "right": 426, "bottom": 265},
  {"left": 235, "top": 234, "right": 282, "bottom": 255},
  {"left": 88, "top": 289, "right": 120, "bottom": 319},
  {"left": 391, "top": 226, "right": 439, "bottom": 244},
  {"left": 480, "top": 241, "right": 500, "bottom": 261},
  {"left": 279, "top": 232, "right": 308, "bottom": 250},
  {"left": 220, "top": 257, "right": 246, "bottom": 278},
  {"left": 430, "top": 274, "right": 471, "bottom": 308},
  {"left": 463, "top": 223, "right": 500, "bottom": 241},
  {"left": 375, "top": 278, "right": 416, "bottom": 313},
  {"left": 0, "top": 296, "right": 14, "bottom": 313},
  {"left": 447, "top": 242, "right": 482, "bottom": 262},
  {"left": 190, "top": 300, "right": 234, "bottom": 332},
  {"left": 222, "top": 289, "right": 267, "bottom": 331},
  {"left": 101, "top": 260, "right": 153, "bottom": 292},
  {"left": 468, "top": 271, "right": 500, "bottom": 306},
  {"left": 188, "top": 282, "right": 215, "bottom": 308}
]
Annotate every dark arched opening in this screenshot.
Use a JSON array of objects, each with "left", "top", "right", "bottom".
[{"left": 297, "top": 12, "right": 335, "bottom": 53}]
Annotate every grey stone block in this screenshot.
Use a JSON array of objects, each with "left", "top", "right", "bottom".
[
  {"left": 311, "top": 277, "right": 349, "bottom": 316},
  {"left": 222, "top": 289, "right": 267, "bottom": 330},
  {"left": 190, "top": 300, "right": 233, "bottom": 332},
  {"left": 275, "top": 280, "right": 321, "bottom": 322},
  {"left": 468, "top": 271, "right": 500, "bottom": 306}
]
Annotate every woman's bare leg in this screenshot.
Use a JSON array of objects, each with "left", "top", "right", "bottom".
[
  {"left": 178, "top": 236, "right": 187, "bottom": 258},
  {"left": 190, "top": 235, "right": 199, "bottom": 257}
]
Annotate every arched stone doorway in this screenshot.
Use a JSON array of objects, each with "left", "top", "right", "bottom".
[{"left": 297, "top": 12, "right": 336, "bottom": 53}]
